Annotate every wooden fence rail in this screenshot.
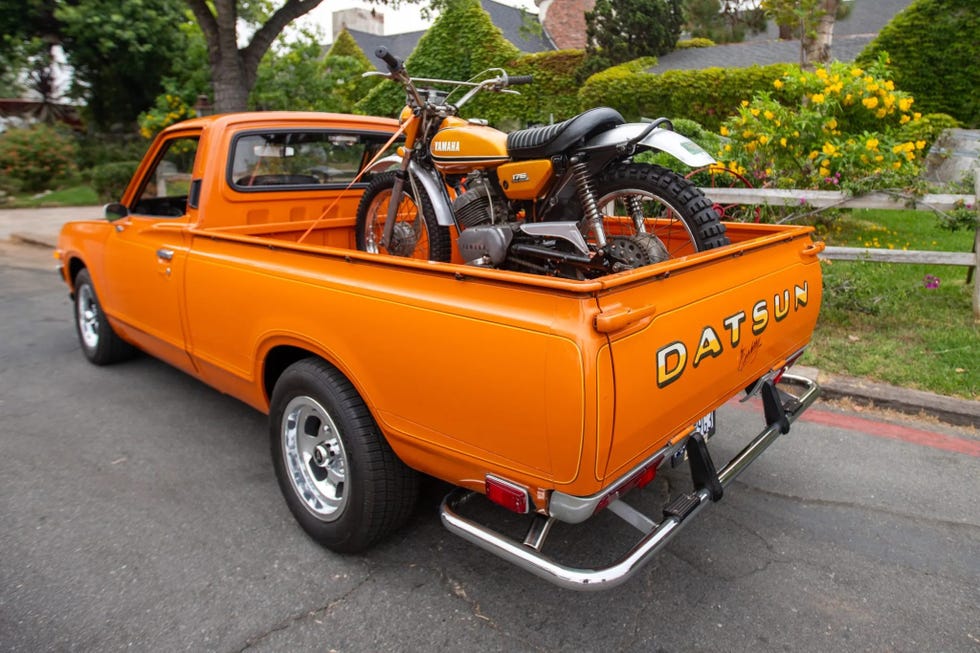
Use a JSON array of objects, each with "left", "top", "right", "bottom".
[{"left": 697, "top": 172, "right": 980, "bottom": 320}]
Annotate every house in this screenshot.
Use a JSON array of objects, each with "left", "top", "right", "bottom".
[
  {"left": 535, "top": 0, "right": 594, "bottom": 50},
  {"left": 342, "top": 0, "right": 555, "bottom": 69},
  {"left": 338, "top": 0, "right": 915, "bottom": 72}
]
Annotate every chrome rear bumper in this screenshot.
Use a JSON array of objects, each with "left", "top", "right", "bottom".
[{"left": 440, "top": 374, "right": 820, "bottom": 591}]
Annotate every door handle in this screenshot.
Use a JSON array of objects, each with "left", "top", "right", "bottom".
[{"left": 156, "top": 248, "right": 174, "bottom": 261}]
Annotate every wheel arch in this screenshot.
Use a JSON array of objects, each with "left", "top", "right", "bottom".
[
  {"left": 260, "top": 341, "right": 375, "bottom": 419},
  {"left": 66, "top": 255, "right": 87, "bottom": 291},
  {"left": 262, "top": 344, "right": 321, "bottom": 406}
]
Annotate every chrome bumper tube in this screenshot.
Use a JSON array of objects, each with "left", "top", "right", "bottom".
[{"left": 440, "top": 374, "right": 820, "bottom": 591}]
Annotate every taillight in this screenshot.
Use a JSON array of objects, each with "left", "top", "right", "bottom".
[
  {"left": 485, "top": 475, "right": 530, "bottom": 514},
  {"left": 595, "top": 456, "right": 662, "bottom": 514}
]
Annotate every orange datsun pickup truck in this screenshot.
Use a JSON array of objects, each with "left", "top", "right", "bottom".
[{"left": 56, "top": 112, "right": 823, "bottom": 590}]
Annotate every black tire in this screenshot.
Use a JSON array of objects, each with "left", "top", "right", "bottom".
[
  {"left": 594, "top": 163, "right": 730, "bottom": 255},
  {"left": 355, "top": 170, "right": 452, "bottom": 262},
  {"left": 73, "top": 268, "right": 135, "bottom": 365},
  {"left": 269, "top": 358, "right": 419, "bottom": 553}
]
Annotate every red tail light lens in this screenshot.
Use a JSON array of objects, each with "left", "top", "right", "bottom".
[
  {"left": 485, "top": 475, "right": 530, "bottom": 514},
  {"left": 595, "top": 457, "right": 662, "bottom": 514}
]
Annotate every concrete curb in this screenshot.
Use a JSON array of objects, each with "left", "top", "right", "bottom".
[{"left": 795, "top": 366, "right": 979, "bottom": 429}]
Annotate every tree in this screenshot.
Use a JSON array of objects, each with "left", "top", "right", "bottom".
[
  {"left": 684, "top": 0, "right": 766, "bottom": 44},
  {"left": 57, "top": 0, "right": 192, "bottom": 128},
  {"left": 356, "top": 0, "right": 520, "bottom": 118},
  {"left": 184, "top": 0, "right": 327, "bottom": 113},
  {"left": 762, "top": 0, "right": 844, "bottom": 69},
  {"left": 584, "top": 0, "right": 684, "bottom": 73},
  {"left": 249, "top": 27, "right": 381, "bottom": 113},
  {"left": 0, "top": 1, "right": 65, "bottom": 108},
  {"left": 0, "top": 0, "right": 191, "bottom": 129}
]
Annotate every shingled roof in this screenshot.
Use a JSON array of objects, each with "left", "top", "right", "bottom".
[
  {"left": 345, "top": 0, "right": 554, "bottom": 71},
  {"left": 652, "top": 0, "right": 914, "bottom": 72}
]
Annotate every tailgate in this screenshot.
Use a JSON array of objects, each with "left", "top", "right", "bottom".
[{"left": 595, "top": 229, "right": 823, "bottom": 479}]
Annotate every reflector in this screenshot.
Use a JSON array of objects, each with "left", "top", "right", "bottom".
[{"left": 485, "top": 475, "right": 529, "bottom": 514}]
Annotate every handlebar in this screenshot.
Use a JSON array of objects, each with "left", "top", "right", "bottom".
[
  {"left": 373, "top": 51, "right": 533, "bottom": 111},
  {"left": 375, "top": 46, "right": 403, "bottom": 74}
]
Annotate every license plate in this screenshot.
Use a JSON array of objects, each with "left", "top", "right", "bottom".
[
  {"left": 670, "top": 412, "right": 717, "bottom": 467},
  {"left": 693, "top": 411, "right": 716, "bottom": 439}
]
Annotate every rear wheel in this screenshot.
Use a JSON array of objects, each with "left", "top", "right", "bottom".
[
  {"left": 73, "top": 268, "right": 135, "bottom": 365},
  {"left": 355, "top": 171, "right": 452, "bottom": 262},
  {"left": 595, "top": 163, "right": 730, "bottom": 259},
  {"left": 269, "top": 358, "right": 419, "bottom": 553}
]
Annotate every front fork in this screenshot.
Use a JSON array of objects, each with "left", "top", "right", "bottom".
[{"left": 380, "top": 158, "right": 412, "bottom": 250}]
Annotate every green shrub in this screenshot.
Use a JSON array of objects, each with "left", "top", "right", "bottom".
[
  {"left": 75, "top": 134, "right": 149, "bottom": 170},
  {"left": 90, "top": 161, "right": 140, "bottom": 203},
  {"left": 676, "top": 37, "right": 716, "bottom": 49},
  {"left": 858, "top": 0, "right": 979, "bottom": 127},
  {"left": 0, "top": 123, "right": 78, "bottom": 193},
  {"left": 896, "top": 112, "right": 961, "bottom": 147},
  {"left": 356, "top": 0, "right": 521, "bottom": 118},
  {"left": 579, "top": 63, "right": 793, "bottom": 130},
  {"left": 491, "top": 50, "right": 587, "bottom": 126}
]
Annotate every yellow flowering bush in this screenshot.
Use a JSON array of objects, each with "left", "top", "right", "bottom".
[
  {"left": 138, "top": 93, "right": 197, "bottom": 140},
  {"left": 717, "top": 56, "right": 928, "bottom": 190}
]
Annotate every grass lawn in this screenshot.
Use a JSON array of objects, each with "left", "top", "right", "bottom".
[
  {"left": 807, "top": 209, "right": 978, "bottom": 399},
  {"left": 8, "top": 185, "right": 99, "bottom": 208}
]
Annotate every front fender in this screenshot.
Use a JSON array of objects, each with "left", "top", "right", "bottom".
[
  {"left": 408, "top": 160, "right": 456, "bottom": 227},
  {"left": 582, "top": 123, "right": 716, "bottom": 168}
]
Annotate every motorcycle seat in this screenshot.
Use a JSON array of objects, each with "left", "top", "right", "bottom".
[{"left": 506, "top": 107, "right": 625, "bottom": 160}]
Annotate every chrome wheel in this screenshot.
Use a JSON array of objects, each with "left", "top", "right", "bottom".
[
  {"left": 595, "top": 164, "right": 730, "bottom": 257},
  {"left": 76, "top": 283, "right": 100, "bottom": 349},
  {"left": 281, "top": 395, "right": 350, "bottom": 521},
  {"left": 363, "top": 188, "right": 428, "bottom": 257},
  {"left": 597, "top": 187, "right": 699, "bottom": 257},
  {"left": 355, "top": 171, "right": 451, "bottom": 262}
]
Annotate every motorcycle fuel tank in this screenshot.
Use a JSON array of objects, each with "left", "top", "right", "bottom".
[{"left": 430, "top": 117, "right": 509, "bottom": 173}]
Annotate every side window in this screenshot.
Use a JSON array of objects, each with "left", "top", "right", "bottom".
[
  {"left": 229, "top": 131, "right": 398, "bottom": 190},
  {"left": 131, "top": 136, "right": 199, "bottom": 217}
]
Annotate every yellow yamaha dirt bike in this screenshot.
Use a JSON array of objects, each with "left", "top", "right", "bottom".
[{"left": 356, "top": 47, "right": 729, "bottom": 278}]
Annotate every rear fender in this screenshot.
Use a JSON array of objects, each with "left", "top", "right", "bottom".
[{"left": 582, "top": 123, "right": 716, "bottom": 168}]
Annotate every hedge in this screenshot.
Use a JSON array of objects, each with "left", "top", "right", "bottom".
[
  {"left": 858, "top": 0, "right": 979, "bottom": 127},
  {"left": 91, "top": 161, "right": 140, "bottom": 203},
  {"left": 579, "top": 62, "right": 794, "bottom": 131},
  {"left": 0, "top": 124, "right": 78, "bottom": 193},
  {"left": 489, "top": 50, "right": 586, "bottom": 127}
]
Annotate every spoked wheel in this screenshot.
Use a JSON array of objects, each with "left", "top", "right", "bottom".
[
  {"left": 595, "top": 163, "right": 730, "bottom": 259},
  {"left": 355, "top": 171, "right": 451, "bottom": 262},
  {"left": 270, "top": 358, "right": 419, "bottom": 553}
]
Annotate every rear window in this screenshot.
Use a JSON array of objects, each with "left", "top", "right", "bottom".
[{"left": 229, "top": 130, "right": 400, "bottom": 191}]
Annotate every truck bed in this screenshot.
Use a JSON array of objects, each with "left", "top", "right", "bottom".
[{"left": 186, "top": 217, "right": 822, "bottom": 498}]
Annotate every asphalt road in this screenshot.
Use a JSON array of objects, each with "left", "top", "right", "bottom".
[{"left": 1, "top": 246, "right": 978, "bottom": 652}]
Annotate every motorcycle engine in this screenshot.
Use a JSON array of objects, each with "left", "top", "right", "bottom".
[{"left": 451, "top": 171, "right": 511, "bottom": 228}]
